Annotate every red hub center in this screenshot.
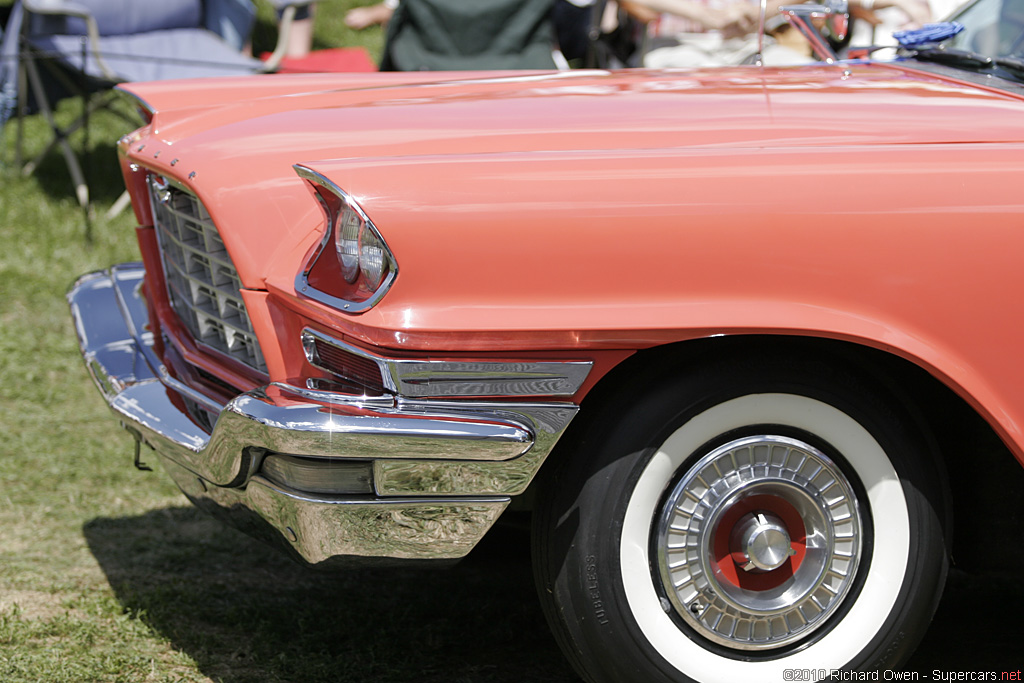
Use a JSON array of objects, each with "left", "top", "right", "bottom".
[{"left": 711, "top": 494, "right": 807, "bottom": 591}]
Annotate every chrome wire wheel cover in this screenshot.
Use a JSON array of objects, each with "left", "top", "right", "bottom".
[{"left": 655, "top": 434, "right": 863, "bottom": 651}]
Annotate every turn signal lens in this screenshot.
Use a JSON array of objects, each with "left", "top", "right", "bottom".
[{"left": 260, "top": 454, "right": 373, "bottom": 495}]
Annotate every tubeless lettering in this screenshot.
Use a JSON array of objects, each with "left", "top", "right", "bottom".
[{"left": 584, "top": 555, "right": 610, "bottom": 625}]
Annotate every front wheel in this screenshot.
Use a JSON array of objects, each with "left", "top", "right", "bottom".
[{"left": 533, "top": 354, "right": 948, "bottom": 683}]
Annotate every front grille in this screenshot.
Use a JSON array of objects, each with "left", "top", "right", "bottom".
[{"left": 149, "top": 176, "right": 266, "bottom": 374}]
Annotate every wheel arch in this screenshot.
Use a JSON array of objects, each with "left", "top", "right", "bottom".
[{"left": 544, "top": 334, "right": 1024, "bottom": 573}]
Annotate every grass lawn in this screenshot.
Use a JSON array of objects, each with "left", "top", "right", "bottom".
[
  {"left": 0, "top": 3, "right": 577, "bottom": 681},
  {"left": 2, "top": 1, "right": 1024, "bottom": 680}
]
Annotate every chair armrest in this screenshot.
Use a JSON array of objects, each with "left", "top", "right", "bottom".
[
  {"left": 22, "top": 0, "right": 120, "bottom": 80},
  {"left": 22, "top": 0, "right": 93, "bottom": 19}
]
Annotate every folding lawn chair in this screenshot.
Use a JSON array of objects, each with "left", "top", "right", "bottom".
[{"left": 2, "top": 0, "right": 313, "bottom": 218}]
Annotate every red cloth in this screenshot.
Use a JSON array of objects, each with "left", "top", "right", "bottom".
[{"left": 261, "top": 48, "right": 377, "bottom": 73}]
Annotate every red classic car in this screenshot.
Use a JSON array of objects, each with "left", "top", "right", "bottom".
[{"left": 68, "top": 0, "right": 1024, "bottom": 680}]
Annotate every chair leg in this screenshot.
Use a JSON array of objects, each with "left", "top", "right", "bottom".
[
  {"left": 22, "top": 52, "right": 92, "bottom": 216},
  {"left": 105, "top": 190, "right": 132, "bottom": 220},
  {"left": 15, "top": 56, "right": 28, "bottom": 169}
]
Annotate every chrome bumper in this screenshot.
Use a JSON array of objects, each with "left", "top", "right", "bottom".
[{"left": 68, "top": 264, "right": 579, "bottom": 565}]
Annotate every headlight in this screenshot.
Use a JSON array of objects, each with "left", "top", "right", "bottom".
[
  {"left": 359, "top": 228, "right": 388, "bottom": 291},
  {"left": 334, "top": 204, "right": 390, "bottom": 290},
  {"left": 295, "top": 165, "right": 399, "bottom": 314},
  {"left": 335, "top": 207, "right": 362, "bottom": 283}
]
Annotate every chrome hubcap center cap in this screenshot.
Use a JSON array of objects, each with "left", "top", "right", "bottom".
[{"left": 732, "top": 512, "right": 796, "bottom": 572}]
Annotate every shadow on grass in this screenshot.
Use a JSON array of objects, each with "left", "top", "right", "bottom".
[
  {"left": 6, "top": 86, "right": 141, "bottom": 208},
  {"left": 83, "top": 508, "right": 578, "bottom": 683},
  {"left": 84, "top": 506, "right": 1022, "bottom": 681},
  {"left": 24, "top": 138, "right": 130, "bottom": 205}
]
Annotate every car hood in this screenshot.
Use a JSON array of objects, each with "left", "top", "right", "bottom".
[
  {"left": 118, "top": 64, "right": 1024, "bottom": 291},
  {"left": 126, "top": 63, "right": 1024, "bottom": 154}
]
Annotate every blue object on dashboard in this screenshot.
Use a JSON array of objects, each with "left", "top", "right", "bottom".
[{"left": 893, "top": 22, "right": 965, "bottom": 47}]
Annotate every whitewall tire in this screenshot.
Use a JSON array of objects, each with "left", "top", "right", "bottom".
[{"left": 533, "top": 352, "right": 948, "bottom": 683}]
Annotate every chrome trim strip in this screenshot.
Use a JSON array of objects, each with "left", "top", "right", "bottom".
[
  {"left": 302, "top": 328, "right": 594, "bottom": 398},
  {"left": 113, "top": 85, "right": 155, "bottom": 120},
  {"left": 390, "top": 359, "right": 592, "bottom": 398},
  {"left": 292, "top": 379, "right": 396, "bottom": 410},
  {"left": 293, "top": 165, "right": 398, "bottom": 314}
]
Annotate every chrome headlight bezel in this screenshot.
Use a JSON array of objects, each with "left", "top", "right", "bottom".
[{"left": 295, "top": 165, "right": 398, "bottom": 314}]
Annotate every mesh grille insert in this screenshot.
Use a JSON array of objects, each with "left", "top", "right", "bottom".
[
  {"left": 311, "top": 337, "right": 387, "bottom": 393},
  {"left": 149, "top": 177, "right": 266, "bottom": 374}
]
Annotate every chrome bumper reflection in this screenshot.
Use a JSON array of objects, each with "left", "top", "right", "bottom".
[
  {"left": 163, "top": 459, "right": 507, "bottom": 564},
  {"left": 68, "top": 264, "right": 578, "bottom": 564}
]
